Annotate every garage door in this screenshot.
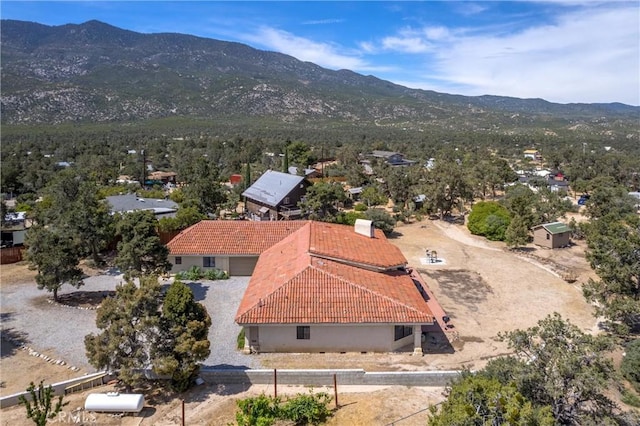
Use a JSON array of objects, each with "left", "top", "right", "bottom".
[{"left": 229, "top": 256, "right": 259, "bottom": 276}]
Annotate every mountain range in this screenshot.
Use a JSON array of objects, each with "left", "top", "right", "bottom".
[{"left": 1, "top": 19, "right": 638, "bottom": 141}]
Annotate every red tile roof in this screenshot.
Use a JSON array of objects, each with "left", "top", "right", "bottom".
[
  {"left": 308, "top": 221, "right": 407, "bottom": 270},
  {"left": 236, "top": 221, "right": 434, "bottom": 325},
  {"left": 167, "top": 220, "right": 308, "bottom": 255}
]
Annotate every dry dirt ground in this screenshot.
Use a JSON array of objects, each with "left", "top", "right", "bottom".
[{"left": 0, "top": 217, "right": 598, "bottom": 425}]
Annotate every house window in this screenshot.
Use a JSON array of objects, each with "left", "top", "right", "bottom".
[
  {"left": 284, "top": 197, "right": 290, "bottom": 204},
  {"left": 546, "top": 234, "right": 550, "bottom": 240},
  {"left": 296, "top": 326, "right": 310, "bottom": 340},
  {"left": 203, "top": 257, "right": 215, "bottom": 268},
  {"left": 394, "top": 325, "right": 413, "bottom": 341},
  {"left": 175, "top": 256, "right": 182, "bottom": 265}
]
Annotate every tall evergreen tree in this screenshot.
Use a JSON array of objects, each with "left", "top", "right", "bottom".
[
  {"left": 115, "top": 210, "right": 170, "bottom": 278},
  {"left": 25, "top": 224, "right": 84, "bottom": 302},
  {"left": 85, "top": 276, "right": 162, "bottom": 389},
  {"left": 583, "top": 214, "right": 640, "bottom": 335},
  {"left": 154, "top": 281, "right": 211, "bottom": 391}
]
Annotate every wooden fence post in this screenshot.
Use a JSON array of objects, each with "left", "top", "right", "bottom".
[{"left": 274, "top": 369, "right": 277, "bottom": 399}]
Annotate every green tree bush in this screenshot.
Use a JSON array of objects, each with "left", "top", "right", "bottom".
[
  {"left": 428, "top": 373, "right": 554, "bottom": 426},
  {"left": 115, "top": 210, "right": 171, "bottom": 278},
  {"left": 364, "top": 208, "right": 396, "bottom": 235},
  {"left": 85, "top": 276, "right": 162, "bottom": 389},
  {"left": 621, "top": 339, "right": 640, "bottom": 393},
  {"left": 235, "top": 391, "right": 333, "bottom": 426},
  {"left": 467, "top": 201, "right": 511, "bottom": 241},
  {"left": 25, "top": 225, "right": 84, "bottom": 302},
  {"left": 494, "top": 313, "right": 618, "bottom": 425},
  {"left": 154, "top": 280, "right": 211, "bottom": 391},
  {"left": 280, "top": 391, "right": 333, "bottom": 425},
  {"left": 583, "top": 213, "right": 640, "bottom": 335}
]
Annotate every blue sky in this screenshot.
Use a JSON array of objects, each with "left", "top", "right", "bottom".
[{"left": 2, "top": 1, "right": 639, "bottom": 105}]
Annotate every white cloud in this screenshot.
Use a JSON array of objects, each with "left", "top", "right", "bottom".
[
  {"left": 454, "top": 2, "right": 489, "bottom": 16},
  {"left": 381, "top": 35, "right": 432, "bottom": 53},
  {"left": 243, "top": 26, "right": 391, "bottom": 72},
  {"left": 395, "top": 5, "right": 640, "bottom": 104},
  {"left": 243, "top": 26, "right": 363, "bottom": 69},
  {"left": 302, "top": 18, "right": 345, "bottom": 25},
  {"left": 423, "top": 26, "right": 452, "bottom": 41}
]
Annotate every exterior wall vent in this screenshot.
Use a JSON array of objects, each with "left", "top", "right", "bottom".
[{"left": 354, "top": 219, "right": 374, "bottom": 238}]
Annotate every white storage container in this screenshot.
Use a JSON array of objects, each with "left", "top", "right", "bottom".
[{"left": 84, "top": 392, "right": 144, "bottom": 413}]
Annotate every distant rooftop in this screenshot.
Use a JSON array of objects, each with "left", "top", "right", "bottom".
[
  {"left": 106, "top": 193, "right": 178, "bottom": 215},
  {"left": 242, "top": 170, "right": 306, "bottom": 207}
]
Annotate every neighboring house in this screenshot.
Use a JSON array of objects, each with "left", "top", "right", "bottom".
[
  {"left": 523, "top": 149, "right": 542, "bottom": 161},
  {"left": 147, "top": 171, "right": 177, "bottom": 186},
  {"left": 106, "top": 193, "right": 178, "bottom": 219},
  {"left": 346, "top": 187, "right": 362, "bottom": 201},
  {"left": 288, "top": 166, "right": 320, "bottom": 179},
  {"left": 235, "top": 220, "right": 435, "bottom": 354},
  {"left": 242, "top": 170, "right": 311, "bottom": 221},
  {"left": 532, "top": 222, "right": 571, "bottom": 249},
  {"left": 1, "top": 211, "right": 28, "bottom": 247},
  {"left": 166, "top": 220, "right": 307, "bottom": 275},
  {"left": 547, "top": 172, "right": 570, "bottom": 192},
  {"left": 370, "top": 150, "right": 416, "bottom": 166}
]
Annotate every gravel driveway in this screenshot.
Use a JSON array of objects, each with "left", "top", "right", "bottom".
[{"left": 0, "top": 273, "right": 261, "bottom": 371}]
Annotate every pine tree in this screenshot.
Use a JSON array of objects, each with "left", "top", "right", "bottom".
[
  {"left": 115, "top": 210, "right": 171, "bottom": 279},
  {"left": 505, "top": 214, "right": 530, "bottom": 248},
  {"left": 85, "top": 276, "right": 162, "bottom": 389},
  {"left": 154, "top": 281, "right": 211, "bottom": 391},
  {"left": 25, "top": 224, "right": 84, "bottom": 302}
]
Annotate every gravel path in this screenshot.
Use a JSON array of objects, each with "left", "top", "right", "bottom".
[
  {"left": 0, "top": 273, "right": 261, "bottom": 372},
  {"left": 181, "top": 277, "right": 261, "bottom": 369}
]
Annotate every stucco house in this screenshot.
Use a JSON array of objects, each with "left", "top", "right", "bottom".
[
  {"left": 242, "top": 170, "right": 311, "bottom": 221},
  {"left": 235, "top": 220, "right": 435, "bottom": 354},
  {"left": 532, "top": 222, "right": 571, "bottom": 248},
  {"left": 166, "top": 220, "right": 307, "bottom": 275}
]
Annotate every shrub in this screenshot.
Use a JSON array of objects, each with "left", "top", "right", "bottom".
[
  {"left": 237, "top": 328, "right": 245, "bottom": 350},
  {"left": 354, "top": 203, "right": 368, "bottom": 212},
  {"left": 176, "top": 266, "right": 228, "bottom": 281},
  {"left": 185, "top": 265, "right": 202, "bottom": 281},
  {"left": 235, "top": 391, "right": 333, "bottom": 426},
  {"left": 236, "top": 393, "right": 280, "bottom": 426},
  {"left": 281, "top": 391, "right": 333, "bottom": 425},
  {"left": 365, "top": 208, "right": 396, "bottom": 235},
  {"left": 203, "top": 268, "right": 228, "bottom": 280},
  {"left": 335, "top": 211, "right": 365, "bottom": 226},
  {"left": 467, "top": 201, "right": 511, "bottom": 241}
]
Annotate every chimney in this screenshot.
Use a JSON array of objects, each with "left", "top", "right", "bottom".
[{"left": 354, "top": 219, "right": 374, "bottom": 238}]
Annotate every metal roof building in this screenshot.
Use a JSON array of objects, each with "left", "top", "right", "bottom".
[{"left": 242, "top": 170, "right": 306, "bottom": 208}]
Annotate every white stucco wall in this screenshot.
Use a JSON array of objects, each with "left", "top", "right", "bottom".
[{"left": 250, "top": 324, "right": 416, "bottom": 353}]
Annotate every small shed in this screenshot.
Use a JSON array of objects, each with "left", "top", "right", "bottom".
[
  {"left": 532, "top": 222, "right": 571, "bottom": 249},
  {"left": 85, "top": 392, "right": 144, "bottom": 413}
]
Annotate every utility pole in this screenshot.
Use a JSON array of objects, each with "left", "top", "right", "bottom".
[{"left": 141, "top": 149, "right": 146, "bottom": 188}]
